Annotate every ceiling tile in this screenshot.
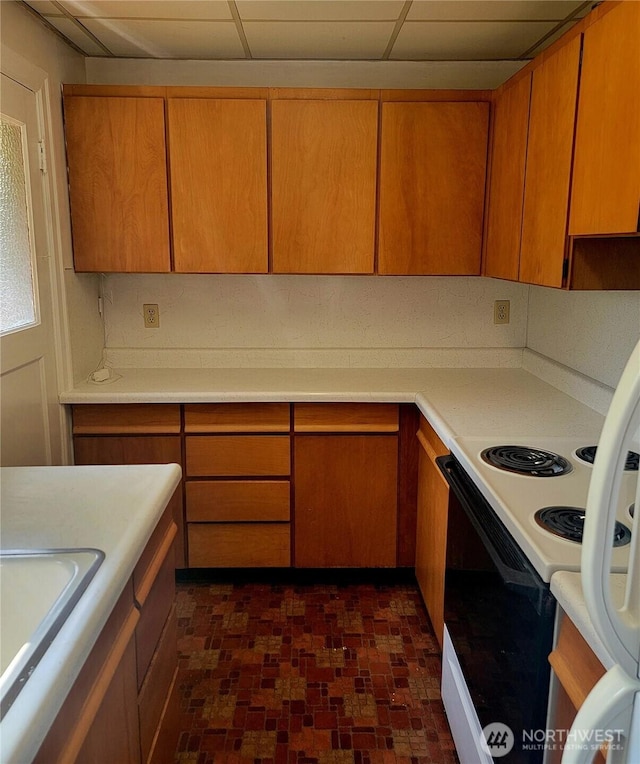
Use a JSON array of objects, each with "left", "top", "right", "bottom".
[
  {"left": 58, "top": 1, "right": 232, "bottom": 20},
  {"left": 390, "top": 19, "right": 557, "bottom": 59},
  {"left": 243, "top": 20, "right": 395, "bottom": 59},
  {"left": 81, "top": 18, "right": 245, "bottom": 57},
  {"left": 44, "top": 16, "right": 110, "bottom": 54},
  {"left": 236, "top": 1, "right": 405, "bottom": 21},
  {"left": 407, "top": 1, "right": 586, "bottom": 22},
  {"left": 23, "top": 1, "right": 63, "bottom": 15}
]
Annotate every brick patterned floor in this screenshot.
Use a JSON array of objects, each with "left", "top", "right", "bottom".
[{"left": 174, "top": 580, "right": 458, "bottom": 764}]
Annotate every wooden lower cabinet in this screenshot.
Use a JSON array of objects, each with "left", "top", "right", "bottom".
[
  {"left": 414, "top": 416, "right": 449, "bottom": 648},
  {"left": 547, "top": 610, "right": 607, "bottom": 764},
  {"left": 184, "top": 405, "right": 293, "bottom": 567},
  {"left": 294, "top": 434, "right": 398, "bottom": 567},
  {"left": 35, "top": 503, "right": 179, "bottom": 764},
  {"left": 35, "top": 582, "right": 141, "bottom": 764}
]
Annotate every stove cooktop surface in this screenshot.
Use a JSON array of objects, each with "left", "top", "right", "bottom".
[{"left": 450, "top": 435, "right": 637, "bottom": 582}]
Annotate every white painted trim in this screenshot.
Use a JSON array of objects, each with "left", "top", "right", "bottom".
[{"left": 1, "top": 45, "right": 74, "bottom": 463}]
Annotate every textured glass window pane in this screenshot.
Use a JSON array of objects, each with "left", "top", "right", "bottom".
[{"left": 0, "top": 118, "right": 37, "bottom": 334}]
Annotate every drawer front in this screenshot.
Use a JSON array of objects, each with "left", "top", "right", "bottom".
[
  {"left": 187, "top": 480, "right": 290, "bottom": 522},
  {"left": 188, "top": 523, "right": 291, "bottom": 567},
  {"left": 134, "top": 502, "right": 175, "bottom": 597},
  {"left": 184, "top": 403, "right": 290, "bottom": 432},
  {"left": 294, "top": 403, "right": 399, "bottom": 432},
  {"left": 72, "top": 404, "right": 181, "bottom": 434},
  {"left": 138, "top": 606, "right": 178, "bottom": 764},
  {"left": 136, "top": 543, "right": 176, "bottom": 689},
  {"left": 185, "top": 435, "right": 290, "bottom": 476}
]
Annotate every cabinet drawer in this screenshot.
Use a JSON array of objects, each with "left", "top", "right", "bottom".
[
  {"left": 188, "top": 523, "right": 291, "bottom": 567},
  {"left": 134, "top": 502, "right": 175, "bottom": 597},
  {"left": 138, "top": 606, "right": 178, "bottom": 764},
  {"left": 136, "top": 536, "right": 176, "bottom": 689},
  {"left": 184, "top": 403, "right": 290, "bottom": 432},
  {"left": 72, "top": 404, "right": 181, "bottom": 434},
  {"left": 294, "top": 403, "right": 399, "bottom": 432},
  {"left": 186, "top": 435, "right": 290, "bottom": 476},
  {"left": 187, "top": 480, "right": 290, "bottom": 522}
]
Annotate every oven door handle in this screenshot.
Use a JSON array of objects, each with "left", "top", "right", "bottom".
[{"left": 436, "top": 455, "right": 543, "bottom": 598}]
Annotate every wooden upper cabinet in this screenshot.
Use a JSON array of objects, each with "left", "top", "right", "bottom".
[
  {"left": 519, "top": 36, "right": 581, "bottom": 287},
  {"left": 483, "top": 75, "right": 531, "bottom": 281},
  {"left": 64, "top": 96, "right": 170, "bottom": 273},
  {"left": 378, "top": 101, "right": 489, "bottom": 275},
  {"left": 569, "top": 0, "right": 640, "bottom": 236},
  {"left": 167, "top": 98, "right": 268, "bottom": 272},
  {"left": 270, "top": 99, "right": 378, "bottom": 274}
]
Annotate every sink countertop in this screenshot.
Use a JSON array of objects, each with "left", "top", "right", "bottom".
[{"left": 0, "top": 463, "right": 181, "bottom": 764}]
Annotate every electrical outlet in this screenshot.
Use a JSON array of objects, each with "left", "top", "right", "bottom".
[
  {"left": 143, "top": 303, "right": 160, "bottom": 328},
  {"left": 494, "top": 300, "right": 510, "bottom": 325}
]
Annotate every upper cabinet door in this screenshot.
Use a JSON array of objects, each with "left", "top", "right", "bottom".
[
  {"left": 64, "top": 96, "right": 170, "bottom": 273},
  {"left": 483, "top": 75, "right": 531, "bottom": 281},
  {"left": 519, "top": 36, "right": 581, "bottom": 288},
  {"left": 378, "top": 102, "right": 489, "bottom": 275},
  {"left": 271, "top": 99, "right": 378, "bottom": 274},
  {"left": 168, "top": 99, "right": 268, "bottom": 273},
  {"left": 569, "top": 1, "right": 640, "bottom": 236}
]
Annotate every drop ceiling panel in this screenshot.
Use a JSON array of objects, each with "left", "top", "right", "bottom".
[
  {"left": 391, "top": 19, "right": 558, "bottom": 59},
  {"left": 23, "top": 0, "right": 61, "bottom": 14},
  {"left": 81, "top": 18, "right": 245, "bottom": 58},
  {"left": 236, "top": 1, "right": 406, "bottom": 21},
  {"left": 45, "top": 16, "right": 109, "bottom": 54},
  {"left": 57, "top": 0, "right": 233, "bottom": 20},
  {"left": 244, "top": 21, "right": 397, "bottom": 59},
  {"left": 407, "top": 1, "right": 587, "bottom": 21}
]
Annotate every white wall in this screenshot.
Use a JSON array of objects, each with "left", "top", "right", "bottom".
[
  {"left": 1, "top": 2, "right": 101, "bottom": 385},
  {"left": 527, "top": 287, "right": 640, "bottom": 389}
]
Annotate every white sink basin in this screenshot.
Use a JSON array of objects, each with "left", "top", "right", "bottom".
[{"left": 0, "top": 549, "right": 104, "bottom": 717}]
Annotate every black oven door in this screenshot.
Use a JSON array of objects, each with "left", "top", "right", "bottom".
[{"left": 437, "top": 455, "right": 556, "bottom": 764}]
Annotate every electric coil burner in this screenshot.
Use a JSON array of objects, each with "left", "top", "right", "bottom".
[
  {"left": 481, "top": 445, "right": 572, "bottom": 477},
  {"left": 575, "top": 445, "right": 640, "bottom": 471},
  {"left": 534, "top": 506, "right": 632, "bottom": 546}
]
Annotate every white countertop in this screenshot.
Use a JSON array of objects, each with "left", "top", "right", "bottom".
[
  {"left": 60, "top": 366, "right": 606, "bottom": 448},
  {"left": 0, "top": 464, "right": 182, "bottom": 764},
  {"left": 551, "top": 571, "right": 628, "bottom": 670}
]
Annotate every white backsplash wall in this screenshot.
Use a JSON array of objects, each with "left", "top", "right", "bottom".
[
  {"left": 102, "top": 275, "right": 529, "bottom": 367},
  {"left": 527, "top": 287, "right": 640, "bottom": 389}
]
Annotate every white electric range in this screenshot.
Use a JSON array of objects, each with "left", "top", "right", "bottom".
[
  {"left": 439, "top": 435, "right": 638, "bottom": 764},
  {"left": 448, "top": 435, "right": 636, "bottom": 583}
]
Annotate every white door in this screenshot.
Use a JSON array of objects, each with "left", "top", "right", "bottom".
[{"left": 0, "top": 73, "right": 62, "bottom": 466}]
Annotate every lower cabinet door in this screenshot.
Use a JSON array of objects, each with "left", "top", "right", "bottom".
[
  {"left": 294, "top": 435, "right": 398, "bottom": 567},
  {"left": 76, "top": 636, "right": 141, "bottom": 764},
  {"left": 138, "top": 607, "right": 179, "bottom": 764},
  {"left": 415, "top": 443, "right": 449, "bottom": 648}
]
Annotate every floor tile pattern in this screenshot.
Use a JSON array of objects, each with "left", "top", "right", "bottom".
[{"left": 174, "top": 581, "right": 458, "bottom": 764}]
